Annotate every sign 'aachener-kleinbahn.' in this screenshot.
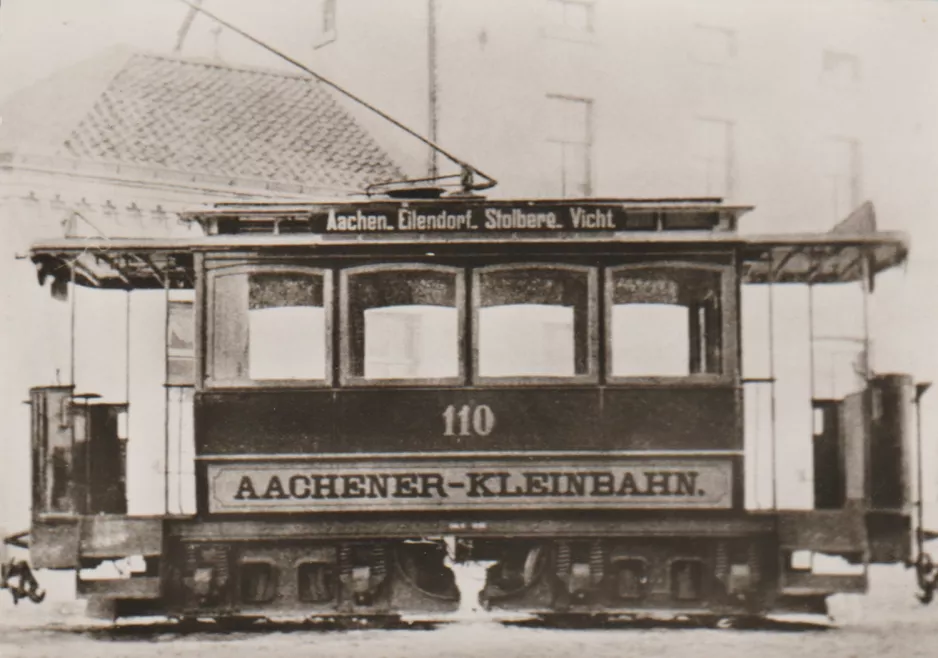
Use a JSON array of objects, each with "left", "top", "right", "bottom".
[
  {"left": 207, "top": 460, "right": 733, "bottom": 513},
  {"left": 310, "top": 202, "right": 694, "bottom": 234}
]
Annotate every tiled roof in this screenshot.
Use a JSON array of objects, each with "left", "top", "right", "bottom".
[{"left": 1, "top": 49, "right": 406, "bottom": 192}]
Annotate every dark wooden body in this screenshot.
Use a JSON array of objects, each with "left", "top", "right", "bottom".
[{"left": 191, "top": 241, "right": 743, "bottom": 517}]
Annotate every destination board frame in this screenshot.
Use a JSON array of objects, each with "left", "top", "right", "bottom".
[
  {"left": 192, "top": 199, "right": 746, "bottom": 236},
  {"left": 206, "top": 458, "right": 734, "bottom": 514}
]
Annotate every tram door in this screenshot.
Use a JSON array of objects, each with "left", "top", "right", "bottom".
[{"left": 30, "top": 386, "right": 127, "bottom": 516}]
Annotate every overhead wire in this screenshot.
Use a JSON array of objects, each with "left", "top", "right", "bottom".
[{"left": 174, "top": 0, "right": 497, "bottom": 193}]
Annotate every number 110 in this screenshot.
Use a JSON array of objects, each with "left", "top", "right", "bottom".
[{"left": 442, "top": 404, "right": 495, "bottom": 437}]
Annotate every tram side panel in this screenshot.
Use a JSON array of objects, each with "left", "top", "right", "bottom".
[
  {"left": 194, "top": 387, "right": 740, "bottom": 456},
  {"left": 139, "top": 246, "right": 757, "bottom": 618},
  {"left": 184, "top": 383, "right": 753, "bottom": 618}
]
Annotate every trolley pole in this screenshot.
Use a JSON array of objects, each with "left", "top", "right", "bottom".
[{"left": 427, "top": 0, "right": 439, "bottom": 178}]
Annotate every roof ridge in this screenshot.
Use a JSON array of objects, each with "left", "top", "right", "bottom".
[{"left": 3, "top": 46, "right": 408, "bottom": 193}]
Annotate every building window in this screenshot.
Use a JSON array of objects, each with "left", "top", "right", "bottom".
[
  {"left": 823, "top": 138, "right": 861, "bottom": 221},
  {"left": 691, "top": 24, "right": 736, "bottom": 65},
  {"left": 314, "top": 0, "right": 337, "bottom": 49},
  {"left": 546, "top": 95, "right": 593, "bottom": 197},
  {"left": 693, "top": 117, "right": 734, "bottom": 199},
  {"left": 545, "top": 0, "right": 594, "bottom": 36},
  {"left": 323, "top": 0, "right": 336, "bottom": 33},
  {"left": 342, "top": 265, "right": 462, "bottom": 384},
  {"left": 822, "top": 50, "right": 860, "bottom": 87}
]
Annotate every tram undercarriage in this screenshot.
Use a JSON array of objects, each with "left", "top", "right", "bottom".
[{"left": 19, "top": 510, "right": 884, "bottom": 621}]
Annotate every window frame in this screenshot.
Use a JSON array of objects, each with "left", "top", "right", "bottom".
[
  {"left": 543, "top": 0, "right": 597, "bottom": 43},
  {"left": 205, "top": 263, "right": 334, "bottom": 389},
  {"left": 546, "top": 94, "right": 594, "bottom": 198},
  {"left": 340, "top": 263, "right": 466, "bottom": 388},
  {"left": 313, "top": 0, "right": 338, "bottom": 49},
  {"left": 821, "top": 50, "right": 861, "bottom": 89},
  {"left": 823, "top": 136, "right": 861, "bottom": 222},
  {"left": 690, "top": 24, "right": 738, "bottom": 67},
  {"left": 604, "top": 261, "right": 732, "bottom": 385},
  {"left": 694, "top": 116, "right": 735, "bottom": 200},
  {"left": 472, "top": 262, "right": 599, "bottom": 386}
]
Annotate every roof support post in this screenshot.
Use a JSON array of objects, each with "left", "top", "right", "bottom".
[
  {"left": 124, "top": 289, "right": 132, "bottom": 420},
  {"left": 69, "top": 265, "right": 77, "bottom": 387},
  {"left": 808, "top": 281, "right": 816, "bottom": 401},
  {"left": 767, "top": 257, "right": 779, "bottom": 511},
  {"left": 163, "top": 277, "right": 171, "bottom": 516},
  {"left": 860, "top": 250, "right": 872, "bottom": 382},
  {"left": 915, "top": 383, "right": 932, "bottom": 566}
]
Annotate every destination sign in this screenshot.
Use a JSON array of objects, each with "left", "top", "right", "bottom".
[
  {"left": 207, "top": 459, "right": 733, "bottom": 513},
  {"left": 311, "top": 203, "right": 637, "bottom": 234}
]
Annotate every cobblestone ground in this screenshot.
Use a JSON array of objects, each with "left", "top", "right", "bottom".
[{"left": 1, "top": 565, "right": 936, "bottom": 658}]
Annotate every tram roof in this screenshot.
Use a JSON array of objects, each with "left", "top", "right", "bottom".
[
  {"left": 29, "top": 231, "right": 908, "bottom": 290},
  {"left": 27, "top": 199, "right": 907, "bottom": 291}
]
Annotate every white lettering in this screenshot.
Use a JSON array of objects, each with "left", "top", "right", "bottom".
[
  {"left": 397, "top": 209, "right": 477, "bottom": 231},
  {"left": 443, "top": 403, "right": 496, "bottom": 437},
  {"left": 570, "top": 207, "right": 616, "bottom": 230},
  {"left": 483, "top": 208, "right": 560, "bottom": 230},
  {"left": 325, "top": 209, "right": 393, "bottom": 232}
]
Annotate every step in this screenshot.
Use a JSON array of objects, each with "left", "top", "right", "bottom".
[
  {"left": 76, "top": 576, "right": 160, "bottom": 600},
  {"left": 780, "top": 571, "right": 867, "bottom": 597},
  {"left": 777, "top": 510, "right": 867, "bottom": 554}
]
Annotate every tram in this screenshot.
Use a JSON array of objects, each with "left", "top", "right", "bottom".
[{"left": 3, "top": 193, "right": 935, "bottom": 621}]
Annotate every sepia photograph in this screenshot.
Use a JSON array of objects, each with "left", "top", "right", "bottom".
[{"left": 0, "top": 0, "right": 937, "bottom": 656}]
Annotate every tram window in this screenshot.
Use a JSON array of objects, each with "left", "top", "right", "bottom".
[
  {"left": 210, "top": 269, "right": 329, "bottom": 384},
  {"left": 476, "top": 265, "right": 595, "bottom": 380},
  {"left": 248, "top": 273, "right": 327, "bottom": 380},
  {"left": 343, "top": 266, "right": 461, "bottom": 383},
  {"left": 608, "top": 265, "right": 721, "bottom": 378}
]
